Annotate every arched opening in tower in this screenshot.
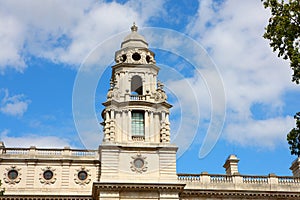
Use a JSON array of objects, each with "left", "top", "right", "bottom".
[{"left": 131, "top": 75, "right": 143, "bottom": 95}]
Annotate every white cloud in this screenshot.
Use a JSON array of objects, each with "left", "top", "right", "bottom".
[
  {"left": 0, "top": 0, "right": 165, "bottom": 73},
  {"left": 185, "top": 0, "right": 300, "bottom": 148},
  {"left": 73, "top": 116, "right": 103, "bottom": 149},
  {"left": 0, "top": 13, "right": 26, "bottom": 73},
  {"left": 0, "top": 89, "right": 30, "bottom": 117},
  {"left": 224, "top": 116, "right": 295, "bottom": 148},
  {"left": 0, "top": 129, "right": 71, "bottom": 148}
]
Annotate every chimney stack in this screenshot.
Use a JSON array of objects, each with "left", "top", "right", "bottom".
[
  {"left": 223, "top": 154, "right": 240, "bottom": 175},
  {"left": 290, "top": 157, "right": 300, "bottom": 177}
]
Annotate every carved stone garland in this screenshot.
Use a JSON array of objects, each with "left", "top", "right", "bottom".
[
  {"left": 39, "top": 166, "right": 56, "bottom": 185},
  {"left": 74, "top": 166, "right": 91, "bottom": 186},
  {"left": 130, "top": 153, "right": 148, "bottom": 173},
  {"left": 4, "top": 166, "right": 21, "bottom": 185}
]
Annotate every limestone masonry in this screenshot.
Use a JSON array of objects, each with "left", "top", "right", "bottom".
[{"left": 1, "top": 24, "right": 300, "bottom": 200}]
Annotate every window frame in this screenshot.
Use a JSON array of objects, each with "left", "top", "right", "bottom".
[{"left": 131, "top": 110, "right": 145, "bottom": 137}]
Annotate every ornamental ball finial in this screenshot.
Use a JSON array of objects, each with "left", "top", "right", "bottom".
[{"left": 131, "top": 22, "right": 138, "bottom": 32}]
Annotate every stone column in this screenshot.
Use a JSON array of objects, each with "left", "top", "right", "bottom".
[
  {"left": 110, "top": 110, "right": 115, "bottom": 142},
  {"left": 150, "top": 73, "right": 153, "bottom": 92},
  {"left": 122, "top": 110, "right": 127, "bottom": 142},
  {"left": 290, "top": 157, "right": 300, "bottom": 177},
  {"left": 165, "top": 113, "right": 170, "bottom": 142},
  {"left": 149, "top": 111, "right": 154, "bottom": 142},
  {"left": 128, "top": 110, "right": 132, "bottom": 141},
  {"left": 154, "top": 113, "right": 160, "bottom": 142},
  {"left": 115, "top": 111, "right": 121, "bottom": 142},
  {"left": 160, "top": 111, "right": 166, "bottom": 142},
  {"left": 104, "top": 111, "right": 110, "bottom": 142},
  {"left": 145, "top": 110, "right": 149, "bottom": 141},
  {"left": 125, "top": 89, "right": 130, "bottom": 101},
  {"left": 223, "top": 154, "right": 240, "bottom": 175},
  {"left": 116, "top": 73, "right": 120, "bottom": 90},
  {"left": 119, "top": 72, "right": 124, "bottom": 95}
]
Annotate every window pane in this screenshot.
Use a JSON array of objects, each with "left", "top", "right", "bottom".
[{"left": 132, "top": 112, "right": 144, "bottom": 136}]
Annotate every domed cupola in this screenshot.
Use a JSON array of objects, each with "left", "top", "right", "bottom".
[
  {"left": 115, "top": 23, "right": 155, "bottom": 65},
  {"left": 121, "top": 23, "right": 148, "bottom": 49}
]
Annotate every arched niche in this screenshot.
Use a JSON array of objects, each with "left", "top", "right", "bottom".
[{"left": 131, "top": 75, "right": 143, "bottom": 95}]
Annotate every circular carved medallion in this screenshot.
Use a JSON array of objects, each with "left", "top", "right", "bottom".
[
  {"left": 4, "top": 166, "right": 21, "bottom": 185},
  {"left": 39, "top": 167, "right": 56, "bottom": 185},
  {"left": 130, "top": 153, "right": 147, "bottom": 173},
  {"left": 74, "top": 166, "right": 91, "bottom": 186}
]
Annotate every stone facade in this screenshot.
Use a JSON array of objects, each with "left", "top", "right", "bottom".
[
  {"left": 0, "top": 144, "right": 99, "bottom": 196},
  {"left": 1, "top": 24, "right": 300, "bottom": 199}
]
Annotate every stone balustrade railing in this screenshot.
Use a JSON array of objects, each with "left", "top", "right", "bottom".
[
  {"left": 242, "top": 175, "right": 269, "bottom": 184},
  {"left": 132, "top": 135, "right": 145, "bottom": 141},
  {"left": 278, "top": 176, "right": 300, "bottom": 184},
  {"left": 177, "top": 174, "right": 201, "bottom": 182},
  {"left": 130, "top": 95, "right": 146, "bottom": 101},
  {"left": 0, "top": 146, "right": 99, "bottom": 159},
  {"left": 210, "top": 174, "right": 233, "bottom": 183},
  {"left": 177, "top": 173, "right": 300, "bottom": 186}
]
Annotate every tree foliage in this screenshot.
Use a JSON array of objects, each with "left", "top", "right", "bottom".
[
  {"left": 262, "top": 0, "right": 300, "bottom": 157},
  {"left": 287, "top": 113, "right": 300, "bottom": 157},
  {"left": 262, "top": 0, "right": 300, "bottom": 83}
]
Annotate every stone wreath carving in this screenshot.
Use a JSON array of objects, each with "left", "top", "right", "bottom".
[
  {"left": 74, "top": 166, "right": 91, "bottom": 186},
  {"left": 154, "top": 90, "right": 167, "bottom": 102},
  {"left": 130, "top": 153, "right": 148, "bottom": 173},
  {"left": 4, "top": 166, "right": 21, "bottom": 185},
  {"left": 39, "top": 166, "right": 56, "bottom": 185}
]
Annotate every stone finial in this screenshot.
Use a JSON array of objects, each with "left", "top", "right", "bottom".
[
  {"left": 131, "top": 22, "right": 138, "bottom": 32},
  {"left": 223, "top": 154, "right": 240, "bottom": 175},
  {"left": 0, "top": 141, "right": 5, "bottom": 148},
  {"left": 290, "top": 157, "right": 300, "bottom": 177},
  {"left": 157, "top": 81, "right": 164, "bottom": 90},
  {"left": 0, "top": 141, "right": 5, "bottom": 154}
]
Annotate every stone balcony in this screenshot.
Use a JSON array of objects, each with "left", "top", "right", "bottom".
[{"left": 129, "top": 94, "right": 147, "bottom": 101}]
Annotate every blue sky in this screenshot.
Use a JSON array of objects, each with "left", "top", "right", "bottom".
[{"left": 0, "top": 0, "right": 300, "bottom": 176}]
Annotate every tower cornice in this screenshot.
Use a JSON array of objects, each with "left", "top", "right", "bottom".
[{"left": 102, "top": 99, "right": 172, "bottom": 109}]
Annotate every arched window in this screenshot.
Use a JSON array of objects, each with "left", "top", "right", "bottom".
[
  {"left": 131, "top": 111, "right": 144, "bottom": 137},
  {"left": 131, "top": 75, "right": 143, "bottom": 95}
]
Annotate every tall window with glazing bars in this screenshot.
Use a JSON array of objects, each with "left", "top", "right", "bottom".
[{"left": 131, "top": 111, "right": 145, "bottom": 137}]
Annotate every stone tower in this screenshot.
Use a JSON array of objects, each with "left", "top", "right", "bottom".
[
  {"left": 98, "top": 24, "right": 181, "bottom": 199},
  {"left": 101, "top": 23, "right": 171, "bottom": 145}
]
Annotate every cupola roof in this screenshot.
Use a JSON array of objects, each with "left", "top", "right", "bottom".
[{"left": 121, "top": 23, "right": 148, "bottom": 49}]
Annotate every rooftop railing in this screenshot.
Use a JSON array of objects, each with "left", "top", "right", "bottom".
[
  {"left": 0, "top": 146, "right": 99, "bottom": 159},
  {"left": 242, "top": 175, "right": 269, "bottom": 184},
  {"left": 210, "top": 174, "right": 233, "bottom": 183},
  {"left": 178, "top": 173, "right": 300, "bottom": 186},
  {"left": 278, "top": 176, "right": 300, "bottom": 184}
]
